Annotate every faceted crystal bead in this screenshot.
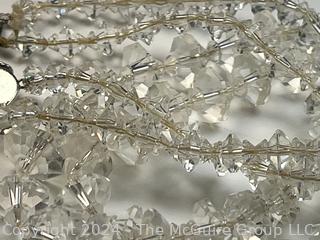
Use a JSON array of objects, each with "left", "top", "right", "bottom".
[
  {"left": 223, "top": 190, "right": 265, "bottom": 225},
  {"left": 7, "top": 97, "right": 40, "bottom": 120},
  {"left": 193, "top": 199, "right": 221, "bottom": 225},
  {"left": 288, "top": 137, "right": 306, "bottom": 171},
  {"left": 306, "top": 92, "right": 320, "bottom": 115},
  {"left": 58, "top": 27, "right": 85, "bottom": 60},
  {"left": 1, "top": 125, "right": 38, "bottom": 167},
  {"left": 23, "top": 65, "right": 46, "bottom": 94},
  {"left": 122, "top": 43, "right": 148, "bottom": 67},
  {"left": 242, "top": 139, "right": 270, "bottom": 188},
  {"left": 276, "top": 4, "right": 304, "bottom": 26},
  {"left": 211, "top": 142, "right": 227, "bottom": 177},
  {"left": 32, "top": 141, "right": 66, "bottom": 190},
  {"left": 1, "top": 125, "right": 65, "bottom": 188},
  {"left": 280, "top": 137, "right": 319, "bottom": 201},
  {"left": 309, "top": 116, "right": 320, "bottom": 138},
  {"left": 184, "top": 94, "right": 232, "bottom": 127},
  {"left": 88, "top": 154, "right": 113, "bottom": 179},
  {"left": 253, "top": 10, "right": 278, "bottom": 35},
  {"left": 284, "top": 47, "right": 311, "bottom": 70},
  {"left": 193, "top": 61, "right": 225, "bottom": 93},
  {"left": 170, "top": 34, "right": 203, "bottom": 59},
  {"left": 282, "top": 77, "right": 301, "bottom": 94},
  {"left": 305, "top": 139, "right": 320, "bottom": 186},
  {"left": 16, "top": 130, "right": 53, "bottom": 175},
  {"left": 232, "top": 53, "right": 271, "bottom": 106},
  {"left": 111, "top": 138, "right": 139, "bottom": 166},
  {"left": 32, "top": 132, "right": 111, "bottom": 204},
  {"left": 0, "top": 176, "right": 49, "bottom": 226},
  {"left": 269, "top": 130, "right": 290, "bottom": 146},
  {"left": 43, "top": 93, "right": 77, "bottom": 117},
  {"left": 42, "top": 65, "right": 69, "bottom": 93},
  {"left": 128, "top": 17, "right": 159, "bottom": 44},
  {"left": 74, "top": 84, "right": 107, "bottom": 118},
  {"left": 59, "top": 132, "right": 102, "bottom": 170},
  {"left": 257, "top": 178, "right": 299, "bottom": 225},
  {"left": 147, "top": 5, "right": 175, "bottom": 19},
  {"left": 245, "top": 76, "right": 271, "bottom": 106},
  {"left": 43, "top": 93, "right": 81, "bottom": 134},
  {"left": 63, "top": 181, "right": 101, "bottom": 215},
  {"left": 219, "top": 134, "right": 244, "bottom": 173},
  {"left": 16, "top": 30, "right": 47, "bottom": 58},
  {"left": 251, "top": 2, "right": 275, "bottom": 13},
  {"left": 267, "top": 130, "right": 291, "bottom": 172},
  {"left": 78, "top": 173, "right": 111, "bottom": 211},
  {"left": 169, "top": 66, "right": 194, "bottom": 90},
  {"left": 28, "top": 206, "right": 68, "bottom": 240},
  {"left": 135, "top": 83, "right": 149, "bottom": 98}
]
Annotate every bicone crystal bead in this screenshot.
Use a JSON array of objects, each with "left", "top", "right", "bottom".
[
  {"left": 194, "top": 61, "right": 224, "bottom": 92},
  {"left": 74, "top": 84, "right": 107, "bottom": 118},
  {"left": 0, "top": 176, "right": 49, "bottom": 226},
  {"left": 253, "top": 10, "right": 278, "bottom": 35},
  {"left": 58, "top": 27, "right": 86, "bottom": 60},
  {"left": 219, "top": 134, "right": 244, "bottom": 173},
  {"left": 193, "top": 198, "right": 221, "bottom": 225},
  {"left": 122, "top": 43, "right": 149, "bottom": 67},
  {"left": 1, "top": 125, "right": 38, "bottom": 168},
  {"left": 257, "top": 178, "right": 299, "bottom": 225},
  {"left": 223, "top": 190, "right": 265, "bottom": 225},
  {"left": 306, "top": 92, "right": 320, "bottom": 115},
  {"left": 111, "top": 137, "right": 139, "bottom": 166},
  {"left": 276, "top": 3, "right": 304, "bottom": 26},
  {"left": 268, "top": 129, "right": 291, "bottom": 171},
  {"left": 170, "top": 34, "right": 203, "bottom": 59}
]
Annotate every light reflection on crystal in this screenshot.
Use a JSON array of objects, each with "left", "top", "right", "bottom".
[{"left": 2, "top": 0, "right": 320, "bottom": 239}]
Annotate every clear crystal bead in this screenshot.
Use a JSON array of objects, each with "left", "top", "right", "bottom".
[
  {"left": 219, "top": 134, "right": 243, "bottom": 173},
  {"left": 306, "top": 92, "right": 320, "bottom": 115},
  {"left": 122, "top": 43, "right": 148, "bottom": 67},
  {"left": 0, "top": 176, "right": 49, "bottom": 226},
  {"left": 170, "top": 34, "right": 203, "bottom": 59},
  {"left": 183, "top": 159, "right": 195, "bottom": 173},
  {"left": 193, "top": 198, "right": 221, "bottom": 225},
  {"left": 268, "top": 130, "right": 291, "bottom": 171}
]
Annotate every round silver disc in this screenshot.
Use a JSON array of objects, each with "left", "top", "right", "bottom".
[{"left": 0, "top": 68, "right": 18, "bottom": 105}]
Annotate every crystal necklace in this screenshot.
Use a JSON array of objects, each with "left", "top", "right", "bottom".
[{"left": 0, "top": 0, "right": 320, "bottom": 239}]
